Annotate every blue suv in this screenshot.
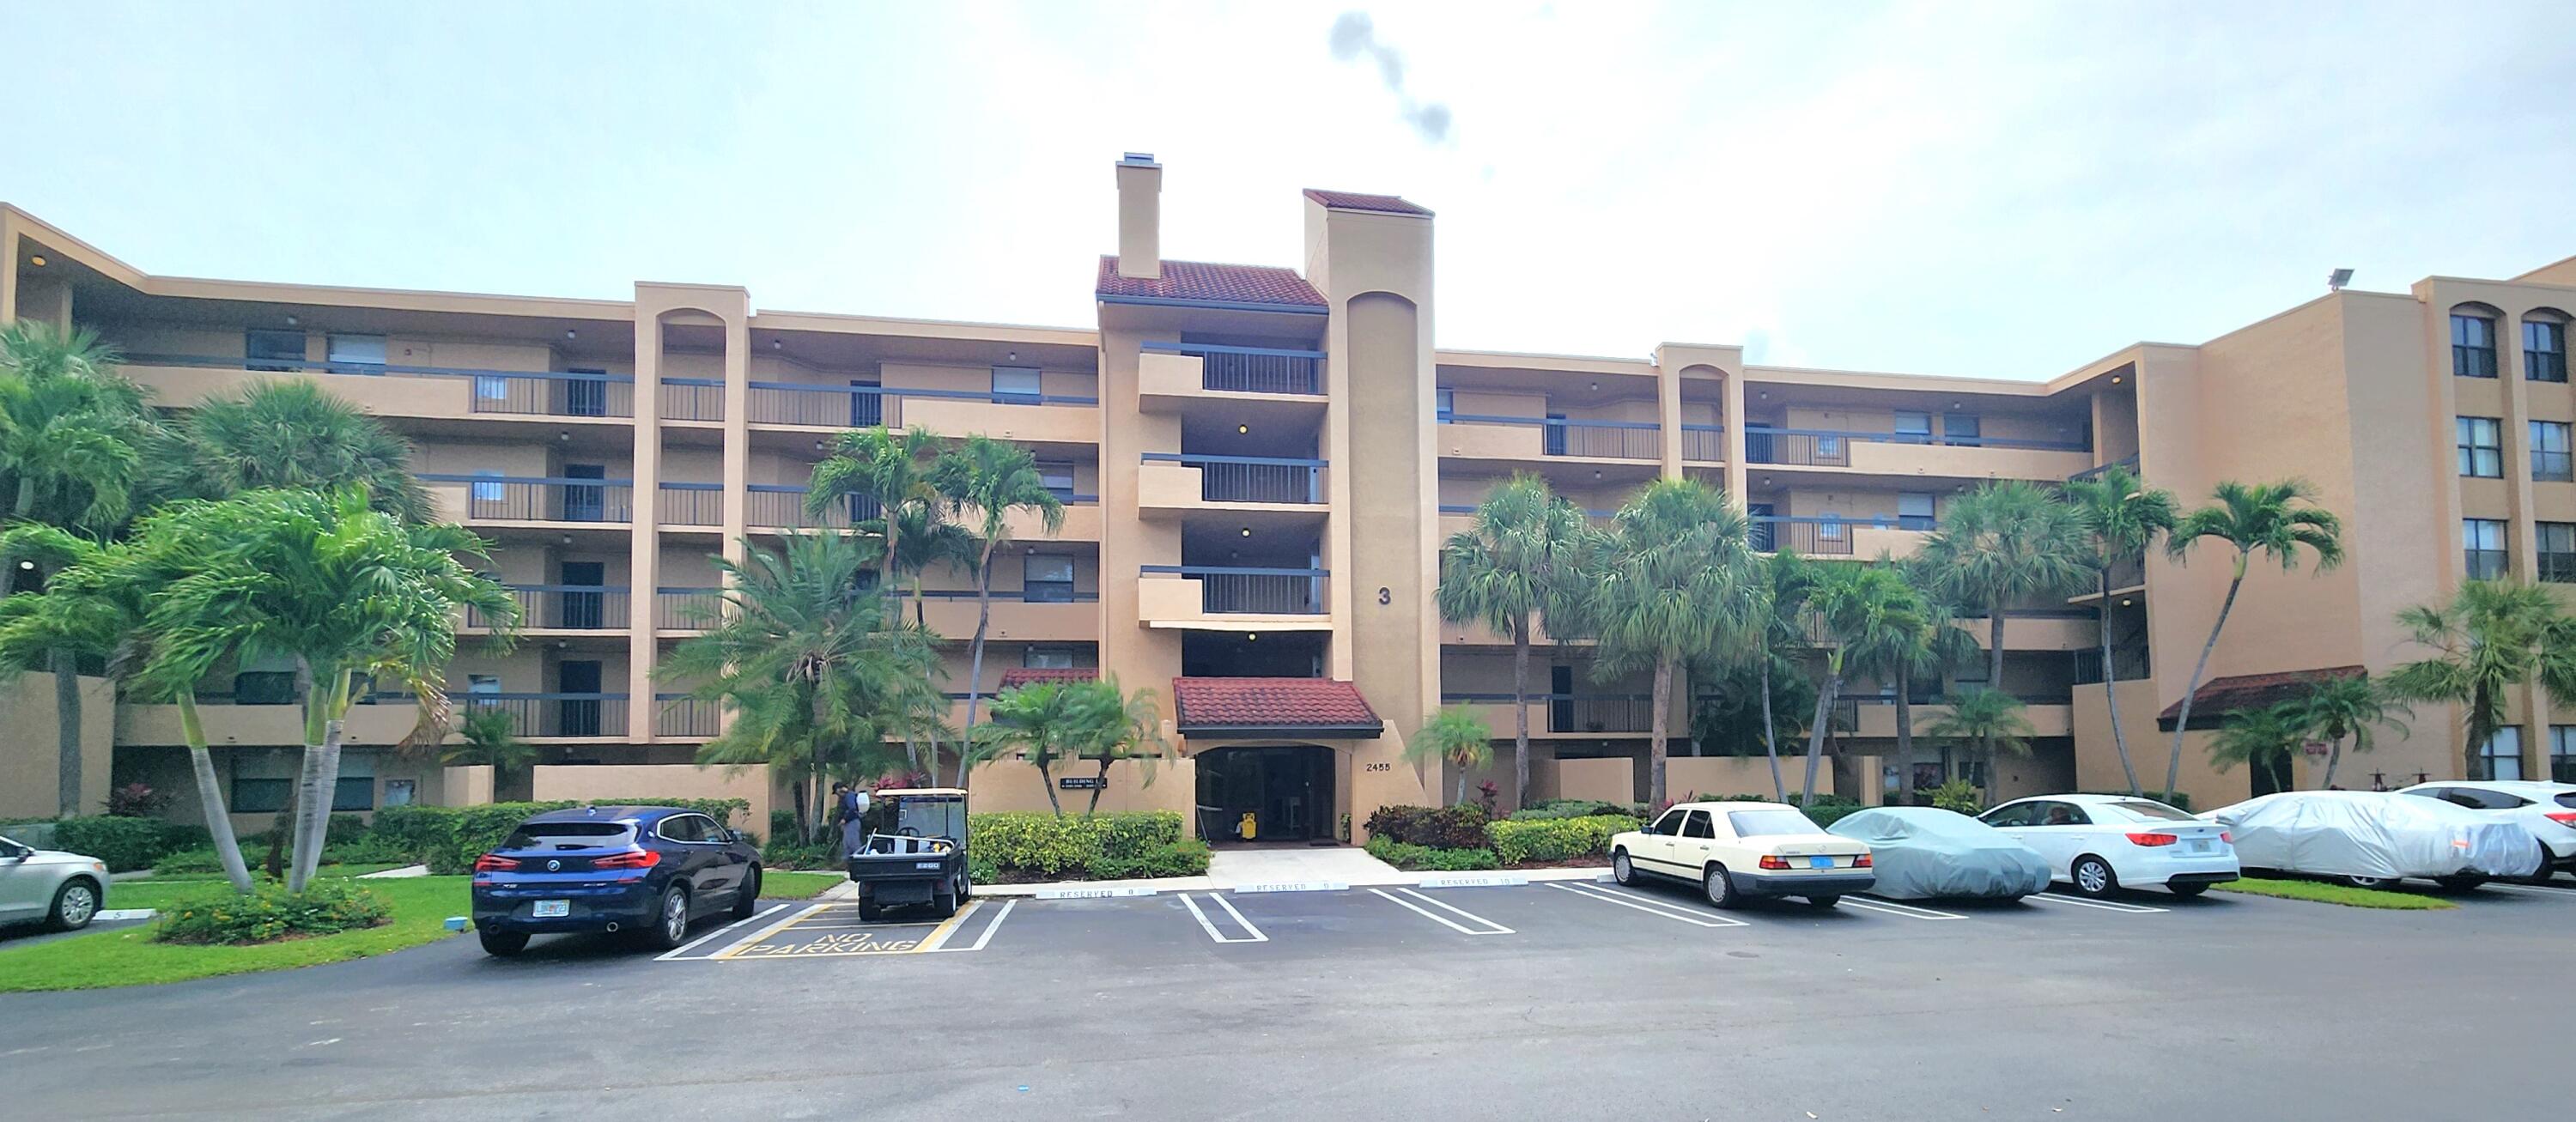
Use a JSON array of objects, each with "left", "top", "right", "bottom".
[{"left": 470, "top": 805, "right": 762, "bottom": 955}]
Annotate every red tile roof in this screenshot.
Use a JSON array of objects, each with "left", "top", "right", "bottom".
[
  {"left": 998, "top": 667, "right": 1098, "bottom": 689},
  {"left": 1303, "top": 189, "right": 1434, "bottom": 217},
  {"left": 2156, "top": 665, "right": 2366, "bottom": 729},
  {"left": 1095, "top": 257, "right": 1326, "bottom": 308},
  {"left": 1172, "top": 677, "right": 1382, "bottom": 736}
]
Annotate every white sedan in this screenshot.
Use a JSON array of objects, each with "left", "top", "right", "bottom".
[
  {"left": 1610, "top": 801, "right": 1874, "bottom": 909},
  {"left": 2396, "top": 780, "right": 2576, "bottom": 882},
  {"left": 1979, "top": 794, "right": 2239, "bottom": 899}
]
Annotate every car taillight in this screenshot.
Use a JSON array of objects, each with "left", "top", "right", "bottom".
[
  {"left": 2220, "top": 832, "right": 2233, "bottom": 844},
  {"left": 2546, "top": 811, "right": 2576, "bottom": 831},
  {"left": 1758, "top": 855, "right": 1791, "bottom": 870},
  {"left": 472, "top": 854, "right": 517, "bottom": 873},
  {"left": 1853, "top": 852, "right": 1872, "bottom": 868},
  {"left": 593, "top": 849, "right": 659, "bottom": 870},
  {"left": 2125, "top": 832, "right": 2178, "bottom": 847}
]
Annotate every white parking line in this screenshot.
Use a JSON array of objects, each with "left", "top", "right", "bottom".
[
  {"left": 698, "top": 902, "right": 819, "bottom": 959},
  {"left": 1370, "top": 888, "right": 1514, "bottom": 935},
  {"left": 2026, "top": 893, "right": 2167, "bottom": 914},
  {"left": 1178, "top": 892, "right": 1269, "bottom": 943},
  {"left": 1549, "top": 882, "right": 1749, "bottom": 928},
  {"left": 1844, "top": 896, "right": 1966, "bottom": 920},
  {"left": 658, "top": 903, "right": 793, "bottom": 961},
  {"left": 927, "top": 899, "right": 1017, "bottom": 952}
]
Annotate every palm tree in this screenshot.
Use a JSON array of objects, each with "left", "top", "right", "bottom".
[
  {"left": 1917, "top": 480, "right": 2090, "bottom": 771},
  {"left": 2162, "top": 480, "right": 2345, "bottom": 797},
  {"left": 1925, "top": 686, "right": 2035, "bottom": 798},
  {"left": 1407, "top": 705, "right": 1498, "bottom": 805},
  {"left": 1743, "top": 549, "right": 1816, "bottom": 801},
  {"left": 808, "top": 425, "right": 945, "bottom": 628},
  {"left": 445, "top": 706, "right": 538, "bottom": 801},
  {"left": 1881, "top": 573, "right": 1982, "bottom": 803},
  {"left": 2294, "top": 674, "right": 2409, "bottom": 790},
  {"left": 1801, "top": 561, "right": 1929, "bottom": 805},
  {"left": 123, "top": 487, "right": 517, "bottom": 891},
  {"left": 662, "top": 531, "right": 933, "bottom": 842},
  {"left": 1066, "top": 676, "right": 1169, "bottom": 817},
  {"left": 970, "top": 678, "right": 1117, "bottom": 818},
  {"left": 2207, "top": 702, "right": 2304, "bottom": 788},
  {"left": 2063, "top": 463, "right": 2178, "bottom": 796},
  {"left": 883, "top": 501, "right": 972, "bottom": 779},
  {"left": 167, "top": 380, "right": 434, "bottom": 520},
  {"left": 2385, "top": 580, "right": 2576, "bottom": 779},
  {"left": 934, "top": 435, "right": 1066, "bottom": 741},
  {"left": 1437, "top": 474, "right": 1589, "bottom": 809},
  {"left": 1587, "top": 479, "right": 1764, "bottom": 806}
]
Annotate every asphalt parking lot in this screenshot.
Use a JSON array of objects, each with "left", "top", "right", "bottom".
[{"left": 8, "top": 877, "right": 2575, "bottom": 1119}]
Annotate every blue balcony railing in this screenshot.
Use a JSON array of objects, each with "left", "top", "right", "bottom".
[
  {"left": 656, "top": 587, "right": 724, "bottom": 630},
  {"left": 1744, "top": 425, "right": 2090, "bottom": 467},
  {"left": 456, "top": 692, "right": 631, "bottom": 737},
  {"left": 1140, "top": 341, "right": 1324, "bottom": 395},
  {"left": 1142, "top": 452, "right": 1325, "bottom": 504},
  {"left": 661, "top": 378, "right": 725, "bottom": 422},
  {"left": 1442, "top": 692, "right": 1654, "bottom": 733},
  {"left": 129, "top": 354, "right": 639, "bottom": 419},
  {"left": 472, "top": 585, "right": 631, "bottom": 630},
  {"left": 1140, "top": 565, "right": 1327, "bottom": 615},
  {"left": 659, "top": 482, "right": 722, "bottom": 526},
  {"left": 1680, "top": 422, "right": 1727, "bottom": 462},
  {"left": 1750, "top": 514, "right": 1934, "bottom": 555},
  {"left": 744, "top": 380, "right": 1098, "bottom": 428},
  {"left": 1439, "top": 413, "right": 1662, "bottom": 459},
  {"left": 2067, "top": 453, "right": 2141, "bottom": 483},
  {"left": 654, "top": 693, "right": 721, "bottom": 738},
  {"left": 419, "top": 474, "right": 638, "bottom": 524}
]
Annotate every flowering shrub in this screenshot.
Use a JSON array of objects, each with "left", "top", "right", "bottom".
[{"left": 155, "top": 880, "right": 391, "bottom": 944}]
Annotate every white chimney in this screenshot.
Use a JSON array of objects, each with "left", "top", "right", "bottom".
[{"left": 1115, "top": 153, "right": 1162, "bottom": 280}]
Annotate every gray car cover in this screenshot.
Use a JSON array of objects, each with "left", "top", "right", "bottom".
[
  {"left": 1826, "top": 807, "right": 2053, "bottom": 900},
  {"left": 2208, "top": 791, "right": 2544, "bottom": 880}
]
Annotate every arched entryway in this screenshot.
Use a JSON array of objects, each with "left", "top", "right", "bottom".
[{"left": 1194, "top": 743, "right": 1336, "bottom": 844}]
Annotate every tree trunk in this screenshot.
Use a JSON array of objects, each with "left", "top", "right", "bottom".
[
  {"left": 2166, "top": 555, "right": 2248, "bottom": 799},
  {"left": 2321, "top": 734, "right": 2345, "bottom": 790},
  {"left": 1759, "top": 657, "right": 1785, "bottom": 802},
  {"left": 290, "top": 670, "right": 354, "bottom": 893},
  {"left": 1510, "top": 622, "right": 1532, "bottom": 810},
  {"left": 790, "top": 778, "right": 812, "bottom": 847},
  {"left": 52, "top": 648, "right": 81, "bottom": 816},
  {"left": 1038, "top": 753, "right": 1064, "bottom": 817},
  {"left": 2099, "top": 570, "right": 2142, "bottom": 797},
  {"left": 178, "top": 694, "right": 257, "bottom": 895},
  {"left": 264, "top": 799, "right": 292, "bottom": 881},
  {"left": 1801, "top": 664, "right": 1841, "bottom": 807},
  {"left": 1891, "top": 665, "right": 1913, "bottom": 806},
  {"left": 2464, "top": 685, "right": 2494, "bottom": 781},
  {"left": 1647, "top": 657, "right": 1673, "bottom": 806},
  {"left": 963, "top": 540, "right": 999, "bottom": 732},
  {"left": 1983, "top": 610, "right": 2008, "bottom": 770},
  {"left": 880, "top": 524, "right": 903, "bottom": 630},
  {"left": 1087, "top": 755, "right": 1112, "bottom": 816}
]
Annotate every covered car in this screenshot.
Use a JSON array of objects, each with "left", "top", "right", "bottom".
[
  {"left": 1826, "top": 807, "right": 2052, "bottom": 901},
  {"left": 2207, "top": 790, "right": 2544, "bottom": 889}
]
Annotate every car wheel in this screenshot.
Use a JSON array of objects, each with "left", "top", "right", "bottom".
[
  {"left": 731, "top": 866, "right": 762, "bottom": 919},
  {"left": 2522, "top": 864, "right": 2561, "bottom": 886},
  {"left": 478, "top": 928, "right": 529, "bottom": 956},
  {"left": 2070, "top": 855, "right": 2118, "bottom": 899},
  {"left": 1806, "top": 895, "right": 1840, "bottom": 910},
  {"left": 2341, "top": 875, "right": 2391, "bottom": 889},
  {"left": 643, "top": 886, "right": 690, "bottom": 950},
  {"left": 2167, "top": 882, "right": 2210, "bottom": 899},
  {"left": 1703, "top": 864, "right": 1738, "bottom": 910},
  {"left": 1612, "top": 851, "right": 1635, "bottom": 886},
  {"left": 46, "top": 878, "right": 100, "bottom": 931},
  {"left": 2435, "top": 874, "right": 2488, "bottom": 895}
]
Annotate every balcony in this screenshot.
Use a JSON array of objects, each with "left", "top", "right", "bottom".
[
  {"left": 914, "top": 589, "right": 1102, "bottom": 642},
  {"left": 125, "top": 354, "right": 641, "bottom": 421},
  {"left": 1743, "top": 426, "right": 2091, "bottom": 480},
  {"left": 1835, "top": 694, "right": 2075, "bottom": 738},
  {"left": 1680, "top": 423, "right": 1727, "bottom": 463},
  {"left": 422, "top": 475, "right": 636, "bottom": 526},
  {"left": 1139, "top": 453, "right": 1325, "bottom": 512},
  {"left": 744, "top": 381, "right": 1099, "bottom": 445},
  {"left": 746, "top": 484, "right": 878, "bottom": 531},
  {"left": 471, "top": 585, "right": 632, "bottom": 631},
  {"left": 1752, "top": 514, "right": 1935, "bottom": 558},
  {"left": 2067, "top": 453, "right": 2140, "bottom": 484},
  {"left": 1139, "top": 565, "right": 1330, "bottom": 630},
  {"left": 1438, "top": 414, "right": 1661, "bottom": 464},
  {"left": 660, "top": 378, "right": 725, "bottom": 422},
  {"left": 655, "top": 694, "right": 721, "bottom": 738},
  {"left": 1139, "top": 343, "right": 1324, "bottom": 409},
  {"left": 459, "top": 693, "right": 630, "bottom": 739},
  {"left": 117, "top": 694, "right": 424, "bottom": 748},
  {"left": 656, "top": 586, "right": 723, "bottom": 630},
  {"left": 1443, "top": 693, "right": 1655, "bottom": 735},
  {"left": 659, "top": 482, "right": 722, "bottom": 527}
]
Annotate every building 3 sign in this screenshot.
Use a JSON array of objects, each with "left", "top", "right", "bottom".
[{"left": 1058, "top": 776, "right": 1107, "bottom": 790}]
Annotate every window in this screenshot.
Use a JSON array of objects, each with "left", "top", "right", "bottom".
[
  {"left": 2533, "top": 422, "right": 2573, "bottom": 481},
  {"left": 230, "top": 670, "right": 297, "bottom": 706},
  {"left": 1979, "top": 802, "right": 2037, "bottom": 828},
  {"left": 2553, "top": 725, "right": 2576, "bottom": 784},
  {"left": 1893, "top": 411, "right": 1932, "bottom": 442},
  {"left": 2464, "top": 519, "right": 2509, "bottom": 580},
  {"left": 476, "top": 373, "right": 511, "bottom": 402},
  {"left": 467, "top": 675, "right": 501, "bottom": 705},
  {"left": 1942, "top": 413, "right": 1981, "bottom": 445},
  {"left": 1728, "top": 809, "right": 1824, "bottom": 837},
  {"left": 325, "top": 334, "right": 386, "bottom": 372},
  {"left": 1024, "top": 646, "right": 1076, "bottom": 670},
  {"left": 1649, "top": 809, "right": 1686, "bottom": 835},
  {"left": 2453, "top": 312, "right": 2500, "bottom": 378},
  {"left": 2107, "top": 800, "right": 2196, "bottom": 822},
  {"left": 245, "top": 329, "right": 307, "bottom": 373},
  {"left": 2034, "top": 801, "right": 2089, "bottom": 827},
  {"left": 2527, "top": 318, "right": 2569, "bottom": 383},
  {"left": 1898, "top": 492, "right": 1936, "bottom": 531},
  {"left": 1036, "top": 462, "right": 1077, "bottom": 500},
  {"left": 1815, "top": 510, "right": 1844, "bottom": 542},
  {"left": 2457, "top": 416, "right": 2503, "bottom": 477},
  {"left": 471, "top": 470, "right": 505, "bottom": 504},
  {"left": 2541, "top": 523, "right": 2576, "bottom": 583},
  {"left": 1023, "top": 555, "right": 1075, "bottom": 603},
  {"left": 991, "top": 366, "right": 1043, "bottom": 403},
  {"left": 1436, "top": 388, "right": 1455, "bottom": 422},
  {"left": 233, "top": 749, "right": 370, "bottom": 812},
  {"left": 657, "top": 815, "right": 710, "bottom": 843},
  {"left": 1680, "top": 810, "right": 1716, "bottom": 839},
  {"left": 2478, "top": 726, "right": 2524, "bottom": 781}
]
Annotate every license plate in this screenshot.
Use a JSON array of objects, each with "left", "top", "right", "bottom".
[
  {"left": 532, "top": 900, "right": 569, "bottom": 918},
  {"left": 2188, "top": 840, "right": 2209, "bottom": 853},
  {"left": 1808, "top": 856, "right": 1835, "bottom": 870},
  {"left": 915, "top": 861, "right": 943, "bottom": 870}
]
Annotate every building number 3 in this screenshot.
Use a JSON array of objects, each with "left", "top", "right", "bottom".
[{"left": 1377, "top": 586, "right": 1392, "bottom": 605}]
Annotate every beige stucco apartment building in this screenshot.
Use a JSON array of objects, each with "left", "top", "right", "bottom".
[{"left": 5, "top": 154, "right": 2574, "bottom": 837}]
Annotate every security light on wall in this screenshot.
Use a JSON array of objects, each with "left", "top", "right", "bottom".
[
  {"left": 2328, "top": 268, "right": 2354, "bottom": 291},
  {"left": 26, "top": 255, "right": 42, "bottom": 267},
  {"left": 564, "top": 329, "right": 577, "bottom": 340},
  {"left": 1237, "top": 424, "right": 1249, "bottom": 434},
  {"left": 771, "top": 338, "right": 782, "bottom": 349},
  {"left": 285, "top": 315, "right": 299, "bottom": 326}
]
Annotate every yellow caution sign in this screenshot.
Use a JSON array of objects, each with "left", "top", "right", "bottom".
[{"left": 1238, "top": 811, "right": 1258, "bottom": 840}]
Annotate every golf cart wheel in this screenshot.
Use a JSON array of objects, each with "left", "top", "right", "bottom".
[
  {"left": 643, "top": 886, "right": 690, "bottom": 950},
  {"left": 958, "top": 868, "right": 973, "bottom": 901},
  {"left": 478, "top": 928, "right": 529, "bottom": 956},
  {"left": 731, "top": 866, "right": 762, "bottom": 919},
  {"left": 856, "top": 896, "right": 883, "bottom": 923},
  {"left": 46, "top": 878, "right": 100, "bottom": 931},
  {"left": 2435, "top": 874, "right": 2488, "bottom": 895},
  {"left": 1612, "top": 851, "right": 1635, "bottom": 885},
  {"left": 933, "top": 878, "right": 958, "bottom": 919},
  {"left": 1703, "top": 864, "right": 1738, "bottom": 909},
  {"left": 2070, "top": 855, "right": 2119, "bottom": 899},
  {"left": 2167, "top": 882, "right": 2210, "bottom": 899},
  {"left": 1806, "top": 895, "right": 1841, "bottom": 910}
]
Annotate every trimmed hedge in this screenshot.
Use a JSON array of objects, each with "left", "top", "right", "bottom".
[
  {"left": 371, "top": 798, "right": 750, "bottom": 875},
  {"left": 1364, "top": 804, "right": 1491, "bottom": 849},
  {"left": 970, "top": 811, "right": 1184, "bottom": 876},
  {"left": 1084, "top": 838, "right": 1212, "bottom": 881},
  {"left": 1510, "top": 799, "right": 1646, "bottom": 822},
  {"left": 1486, "top": 814, "right": 1637, "bottom": 864},
  {"left": 1364, "top": 838, "right": 1500, "bottom": 871},
  {"left": 48, "top": 816, "right": 211, "bottom": 873}
]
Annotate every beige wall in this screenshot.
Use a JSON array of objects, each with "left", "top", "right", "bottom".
[
  {"left": 528, "top": 762, "right": 770, "bottom": 830},
  {"left": 966, "top": 758, "right": 1196, "bottom": 818},
  {"left": 0, "top": 675, "right": 115, "bottom": 821}
]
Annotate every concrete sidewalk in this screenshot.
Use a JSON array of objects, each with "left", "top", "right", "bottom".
[{"left": 972, "top": 846, "right": 1610, "bottom": 897}]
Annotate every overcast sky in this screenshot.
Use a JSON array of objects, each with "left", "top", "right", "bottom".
[{"left": 9, "top": 2, "right": 2573, "bottom": 378}]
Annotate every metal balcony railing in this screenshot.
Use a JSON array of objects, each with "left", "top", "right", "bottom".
[
  {"left": 1143, "top": 453, "right": 1324, "bottom": 504},
  {"left": 2067, "top": 453, "right": 2140, "bottom": 483},
  {"left": 1141, "top": 565, "right": 1327, "bottom": 614},
  {"left": 1749, "top": 514, "right": 1932, "bottom": 555},
  {"left": 457, "top": 693, "right": 630, "bottom": 737},
  {"left": 1141, "top": 341, "right": 1324, "bottom": 395},
  {"left": 655, "top": 694, "right": 721, "bottom": 738},
  {"left": 2072, "top": 646, "right": 2153, "bottom": 685},
  {"left": 661, "top": 378, "right": 725, "bottom": 422},
  {"left": 1443, "top": 692, "right": 1656, "bottom": 733},
  {"left": 1680, "top": 423, "right": 1727, "bottom": 462},
  {"left": 1744, "top": 425, "right": 2090, "bottom": 466},
  {"left": 472, "top": 585, "right": 631, "bottom": 630},
  {"left": 128, "top": 354, "right": 641, "bottom": 419},
  {"left": 659, "top": 482, "right": 723, "bottom": 527},
  {"left": 1438, "top": 413, "right": 1663, "bottom": 460},
  {"left": 1440, "top": 503, "right": 1617, "bottom": 523},
  {"left": 744, "top": 380, "right": 1097, "bottom": 428},
  {"left": 420, "top": 475, "right": 636, "bottom": 524},
  {"left": 744, "top": 484, "right": 879, "bottom": 531},
  {"left": 657, "top": 587, "right": 723, "bottom": 630}
]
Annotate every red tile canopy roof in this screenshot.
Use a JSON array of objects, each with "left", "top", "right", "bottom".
[
  {"left": 2156, "top": 665, "right": 2366, "bottom": 731},
  {"left": 1302, "top": 188, "right": 1434, "bottom": 216},
  {"left": 997, "top": 667, "right": 1098, "bottom": 690},
  {"left": 1172, "top": 677, "right": 1383, "bottom": 738},
  {"left": 1094, "top": 257, "right": 1326, "bottom": 309}
]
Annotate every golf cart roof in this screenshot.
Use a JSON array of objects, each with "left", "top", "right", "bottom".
[{"left": 875, "top": 788, "right": 968, "bottom": 798}]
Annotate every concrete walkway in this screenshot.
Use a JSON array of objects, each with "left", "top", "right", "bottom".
[
  {"left": 1206, "top": 846, "right": 1403, "bottom": 888},
  {"left": 966, "top": 846, "right": 1610, "bottom": 898}
]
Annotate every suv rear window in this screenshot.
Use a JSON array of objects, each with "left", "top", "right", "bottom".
[
  {"left": 2109, "top": 800, "right": 2195, "bottom": 822},
  {"left": 1728, "top": 809, "right": 1823, "bottom": 837},
  {"left": 2558, "top": 793, "right": 2576, "bottom": 810},
  {"left": 503, "top": 822, "right": 635, "bottom": 850}
]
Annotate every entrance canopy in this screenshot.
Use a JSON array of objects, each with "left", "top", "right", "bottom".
[
  {"left": 2156, "top": 665, "right": 2364, "bottom": 731},
  {"left": 1173, "top": 676, "right": 1383, "bottom": 740}
]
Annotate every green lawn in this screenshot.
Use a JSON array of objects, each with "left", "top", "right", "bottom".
[
  {"left": 760, "top": 870, "right": 843, "bottom": 900},
  {"left": 2211, "top": 876, "right": 2456, "bottom": 910},
  {"left": 0, "top": 876, "right": 473, "bottom": 993}
]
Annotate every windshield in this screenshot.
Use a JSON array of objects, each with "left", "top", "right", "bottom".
[
  {"left": 502, "top": 822, "right": 635, "bottom": 850},
  {"left": 895, "top": 798, "right": 967, "bottom": 840},
  {"left": 1728, "top": 809, "right": 1824, "bottom": 838},
  {"left": 2109, "top": 800, "right": 2195, "bottom": 822}
]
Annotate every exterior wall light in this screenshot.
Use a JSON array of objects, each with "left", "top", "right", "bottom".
[
  {"left": 27, "top": 255, "right": 44, "bottom": 267},
  {"left": 1237, "top": 424, "right": 1249, "bottom": 434}
]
